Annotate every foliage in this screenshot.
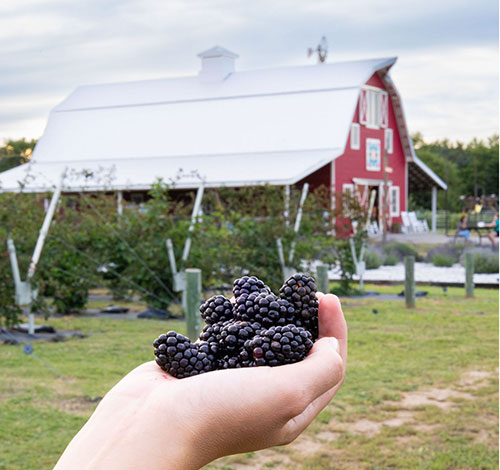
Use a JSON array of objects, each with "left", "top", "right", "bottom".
[
  {"left": 431, "top": 253, "right": 456, "bottom": 267},
  {"left": 364, "top": 250, "right": 382, "bottom": 269},
  {"left": 382, "top": 253, "right": 399, "bottom": 266},
  {"left": 0, "top": 138, "right": 37, "bottom": 173},
  {"left": 465, "top": 252, "right": 499, "bottom": 274},
  {"left": 410, "top": 133, "right": 499, "bottom": 212},
  {"left": 383, "top": 241, "right": 423, "bottom": 262}
]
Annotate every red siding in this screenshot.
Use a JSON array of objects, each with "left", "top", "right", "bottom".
[{"left": 335, "top": 73, "right": 406, "bottom": 224}]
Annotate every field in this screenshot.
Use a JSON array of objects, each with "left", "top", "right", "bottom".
[{"left": 0, "top": 285, "right": 498, "bottom": 470}]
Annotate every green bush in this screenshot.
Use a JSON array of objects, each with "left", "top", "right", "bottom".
[
  {"left": 432, "top": 253, "right": 456, "bottom": 267},
  {"left": 383, "top": 242, "right": 423, "bottom": 261},
  {"left": 364, "top": 250, "right": 382, "bottom": 269},
  {"left": 467, "top": 252, "right": 499, "bottom": 274},
  {"left": 383, "top": 253, "right": 399, "bottom": 265}
]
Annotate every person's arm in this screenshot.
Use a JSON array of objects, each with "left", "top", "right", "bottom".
[{"left": 54, "top": 293, "right": 347, "bottom": 470}]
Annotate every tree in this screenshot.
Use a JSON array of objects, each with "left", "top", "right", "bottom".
[{"left": 0, "top": 138, "right": 38, "bottom": 173}]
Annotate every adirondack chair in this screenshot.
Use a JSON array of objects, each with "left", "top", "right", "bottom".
[
  {"left": 408, "top": 211, "right": 428, "bottom": 232},
  {"left": 401, "top": 211, "right": 412, "bottom": 233}
]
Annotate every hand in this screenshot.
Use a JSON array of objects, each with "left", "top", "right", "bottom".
[{"left": 54, "top": 293, "right": 347, "bottom": 470}]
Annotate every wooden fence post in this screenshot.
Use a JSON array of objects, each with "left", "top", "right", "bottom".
[
  {"left": 185, "top": 268, "right": 202, "bottom": 340},
  {"left": 465, "top": 253, "right": 474, "bottom": 298},
  {"left": 316, "top": 265, "right": 329, "bottom": 294},
  {"left": 404, "top": 256, "right": 415, "bottom": 308}
]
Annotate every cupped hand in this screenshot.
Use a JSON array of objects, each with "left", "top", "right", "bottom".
[{"left": 55, "top": 294, "right": 347, "bottom": 470}]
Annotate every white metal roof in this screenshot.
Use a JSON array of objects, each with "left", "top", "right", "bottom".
[{"left": 0, "top": 52, "right": 420, "bottom": 192}]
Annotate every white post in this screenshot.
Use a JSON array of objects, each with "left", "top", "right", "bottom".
[
  {"left": 181, "top": 185, "right": 204, "bottom": 262},
  {"left": 7, "top": 239, "right": 22, "bottom": 289},
  {"left": 288, "top": 183, "right": 309, "bottom": 264},
  {"left": 431, "top": 186, "right": 437, "bottom": 233},
  {"left": 27, "top": 179, "right": 64, "bottom": 280},
  {"left": 284, "top": 185, "right": 290, "bottom": 227},
  {"left": 117, "top": 191, "right": 123, "bottom": 216}
]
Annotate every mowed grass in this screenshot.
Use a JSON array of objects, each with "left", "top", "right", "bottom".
[{"left": 0, "top": 285, "right": 498, "bottom": 469}]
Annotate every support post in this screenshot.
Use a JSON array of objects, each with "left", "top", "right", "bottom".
[
  {"left": 284, "top": 185, "right": 290, "bottom": 227},
  {"left": 465, "top": 252, "right": 474, "bottom": 298},
  {"left": 431, "top": 186, "right": 437, "bottom": 233},
  {"left": 185, "top": 268, "right": 202, "bottom": 340},
  {"left": 181, "top": 185, "right": 204, "bottom": 262},
  {"left": 288, "top": 183, "right": 309, "bottom": 264},
  {"left": 117, "top": 191, "right": 123, "bottom": 216},
  {"left": 404, "top": 256, "right": 415, "bottom": 308},
  {"left": 316, "top": 265, "right": 329, "bottom": 294}
]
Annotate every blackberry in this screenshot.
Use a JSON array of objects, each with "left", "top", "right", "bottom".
[
  {"left": 246, "top": 325, "right": 313, "bottom": 367},
  {"left": 232, "top": 275, "right": 271, "bottom": 299},
  {"left": 200, "top": 295, "right": 233, "bottom": 325},
  {"left": 219, "top": 321, "right": 263, "bottom": 355},
  {"left": 219, "top": 349, "right": 255, "bottom": 369},
  {"left": 153, "top": 331, "right": 215, "bottom": 378},
  {"left": 198, "top": 320, "right": 230, "bottom": 357},
  {"left": 279, "top": 274, "right": 319, "bottom": 339},
  {"left": 234, "top": 292, "right": 283, "bottom": 327}
]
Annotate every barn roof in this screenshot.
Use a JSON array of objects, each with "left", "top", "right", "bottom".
[{"left": 0, "top": 49, "right": 445, "bottom": 192}]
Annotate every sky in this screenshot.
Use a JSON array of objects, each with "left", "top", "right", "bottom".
[{"left": 0, "top": 0, "right": 498, "bottom": 145}]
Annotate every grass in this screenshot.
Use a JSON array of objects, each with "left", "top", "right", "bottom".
[{"left": 0, "top": 285, "right": 498, "bottom": 469}]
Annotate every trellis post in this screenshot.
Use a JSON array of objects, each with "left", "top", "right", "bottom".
[
  {"left": 465, "top": 252, "right": 474, "bottom": 298},
  {"left": 316, "top": 265, "right": 329, "bottom": 294},
  {"left": 185, "top": 268, "right": 202, "bottom": 340},
  {"left": 404, "top": 256, "right": 415, "bottom": 308}
]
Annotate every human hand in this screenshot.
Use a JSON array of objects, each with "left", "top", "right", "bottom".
[{"left": 54, "top": 293, "right": 347, "bottom": 470}]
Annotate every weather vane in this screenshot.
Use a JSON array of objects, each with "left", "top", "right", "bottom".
[{"left": 308, "top": 36, "right": 328, "bottom": 63}]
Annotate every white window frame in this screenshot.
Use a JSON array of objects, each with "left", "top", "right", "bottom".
[
  {"left": 350, "top": 123, "right": 360, "bottom": 150},
  {"left": 342, "top": 183, "right": 355, "bottom": 195},
  {"left": 389, "top": 185, "right": 400, "bottom": 217},
  {"left": 385, "top": 128, "right": 393, "bottom": 154},
  {"left": 361, "top": 86, "right": 388, "bottom": 130}
]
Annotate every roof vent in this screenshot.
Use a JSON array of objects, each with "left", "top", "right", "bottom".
[{"left": 198, "top": 46, "right": 239, "bottom": 81}]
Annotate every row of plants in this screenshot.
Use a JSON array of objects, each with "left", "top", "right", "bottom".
[{"left": 0, "top": 182, "right": 367, "bottom": 326}]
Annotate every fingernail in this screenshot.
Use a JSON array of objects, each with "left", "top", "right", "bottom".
[{"left": 330, "top": 337, "right": 339, "bottom": 353}]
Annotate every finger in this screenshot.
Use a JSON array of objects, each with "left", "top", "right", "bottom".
[
  {"left": 281, "top": 386, "right": 338, "bottom": 442},
  {"left": 276, "top": 337, "right": 344, "bottom": 406},
  {"left": 318, "top": 294, "right": 347, "bottom": 364}
]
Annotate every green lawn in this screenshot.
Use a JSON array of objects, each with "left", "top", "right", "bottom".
[{"left": 0, "top": 285, "right": 498, "bottom": 470}]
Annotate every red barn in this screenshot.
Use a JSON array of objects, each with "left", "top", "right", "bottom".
[{"left": 0, "top": 46, "right": 445, "bottom": 229}]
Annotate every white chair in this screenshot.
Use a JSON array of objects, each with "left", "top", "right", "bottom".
[
  {"left": 401, "top": 211, "right": 412, "bottom": 233},
  {"left": 408, "top": 211, "right": 427, "bottom": 232}
]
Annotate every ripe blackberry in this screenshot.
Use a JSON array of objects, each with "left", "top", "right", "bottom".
[
  {"left": 200, "top": 295, "right": 233, "bottom": 325},
  {"left": 219, "top": 349, "right": 255, "bottom": 369},
  {"left": 279, "top": 274, "right": 319, "bottom": 339},
  {"left": 153, "top": 331, "right": 215, "bottom": 378},
  {"left": 234, "top": 292, "right": 283, "bottom": 327},
  {"left": 198, "top": 320, "right": 232, "bottom": 357},
  {"left": 232, "top": 275, "right": 271, "bottom": 299},
  {"left": 246, "top": 325, "right": 313, "bottom": 367},
  {"left": 219, "top": 321, "right": 263, "bottom": 355}
]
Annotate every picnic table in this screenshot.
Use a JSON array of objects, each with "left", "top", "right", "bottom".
[{"left": 453, "top": 224, "right": 491, "bottom": 244}]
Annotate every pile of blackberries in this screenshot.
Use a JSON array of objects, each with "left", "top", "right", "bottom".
[{"left": 153, "top": 273, "right": 319, "bottom": 378}]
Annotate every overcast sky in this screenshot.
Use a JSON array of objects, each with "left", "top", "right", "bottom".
[{"left": 1, "top": 0, "right": 498, "bottom": 144}]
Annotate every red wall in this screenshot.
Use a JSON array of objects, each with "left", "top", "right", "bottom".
[{"left": 335, "top": 73, "right": 406, "bottom": 224}]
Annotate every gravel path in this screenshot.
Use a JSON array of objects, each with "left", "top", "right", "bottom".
[{"left": 327, "top": 262, "right": 498, "bottom": 285}]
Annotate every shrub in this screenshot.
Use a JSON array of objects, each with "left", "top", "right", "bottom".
[
  {"left": 364, "top": 250, "right": 382, "bottom": 269},
  {"left": 466, "top": 252, "right": 499, "bottom": 274},
  {"left": 383, "top": 253, "right": 399, "bottom": 266},
  {"left": 426, "top": 243, "right": 463, "bottom": 264},
  {"left": 383, "top": 242, "right": 423, "bottom": 261},
  {"left": 432, "top": 253, "right": 455, "bottom": 267}
]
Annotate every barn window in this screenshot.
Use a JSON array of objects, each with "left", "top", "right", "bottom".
[
  {"left": 385, "top": 128, "right": 393, "bottom": 153},
  {"left": 343, "top": 183, "right": 355, "bottom": 195},
  {"left": 360, "top": 87, "right": 388, "bottom": 129},
  {"left": 389, "top": 186, "right": 400, "bottom": 216},
  {"left": 350, "top": 123, "right": 360, "bottom": 150}
]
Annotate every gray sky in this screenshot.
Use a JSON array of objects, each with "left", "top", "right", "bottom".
[{"left": 1, "top": 0, "right": 498, "bottom": 144}]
